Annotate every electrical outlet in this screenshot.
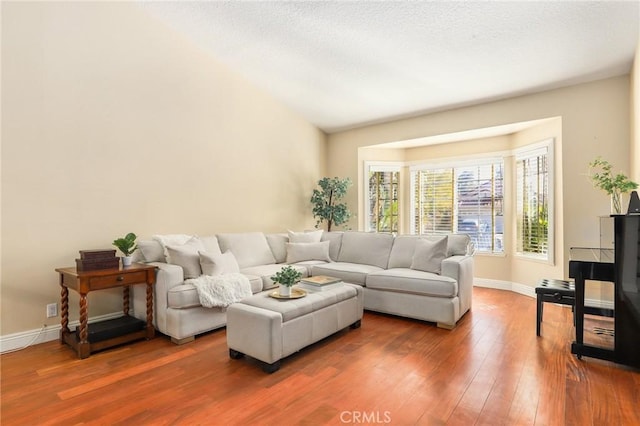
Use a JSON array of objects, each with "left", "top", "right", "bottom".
[{"left": 46, "top": 303, "right": 57, "bottom": 318}]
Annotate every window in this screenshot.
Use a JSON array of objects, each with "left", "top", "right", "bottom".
[
  {"left": 515, "top": 141, "right": 553, "bottom": 261},
  {"left": 411, "top": 158, "right": 504, "bottom": 254},
  {"left": 365, "top": 164, "right": 400, "bottom": 233}
]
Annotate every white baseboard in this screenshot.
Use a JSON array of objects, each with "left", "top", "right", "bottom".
[
  {"left": 474, "top": 278, "right": 615, "bottom": 310},
  {"left": 0, "top": 312, "right": 124, "bottom": 354}
]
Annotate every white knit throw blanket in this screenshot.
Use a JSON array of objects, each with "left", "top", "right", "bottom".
[{"left": 186, "top": 273, "right": 252, "bottom": 308}]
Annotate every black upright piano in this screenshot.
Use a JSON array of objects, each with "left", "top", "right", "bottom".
[{"left": 569, "top": 214, "right": 640, "bottom": 367}]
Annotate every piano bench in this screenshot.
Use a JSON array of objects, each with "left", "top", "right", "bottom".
[{"left": 536, "top": 279, "right": 575, "bottom": 336}]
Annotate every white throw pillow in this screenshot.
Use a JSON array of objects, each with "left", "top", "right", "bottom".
[
  {"left": 288, "top": 229, "right": 323, "bottom": 243},
  {"left": 410, "top": 236, "right": 447, "bottom": 274},
  {"left": 266, "top": 233, "right": 289, "bottom": 264},
  {"left": 165, "top": 237, "right": 206, "bottom": 279},
  {"left": 285, "top": 241, "right": 332, "bottom": 263},
  {"left": 199, "top": 251, "right": 240, "bottom": 276},
  {"left": 198, "top": 235, "right": 222, "bottom": 256},
  {"left": 447, "top": 234, "right": 471, "bottom": 256},
  {"left": 137, "top": 239, "right": 165, "bottom": 263},
  {"left": 152, "top": 234, "right": 193, "bottom": 258}
]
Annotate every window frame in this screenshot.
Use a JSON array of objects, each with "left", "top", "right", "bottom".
[
  {"left": 363, "top": 162, "right": 402, "bottom": 233},
  {"left": 513, "top": 139, "right": 555, "bottom": 264}
]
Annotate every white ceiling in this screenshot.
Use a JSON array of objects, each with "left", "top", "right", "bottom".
[{"left": 138, "top": 1, "right": 640, "bottom": 134}]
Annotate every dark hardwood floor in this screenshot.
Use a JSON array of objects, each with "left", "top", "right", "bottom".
[{"left": 2, "top": 287, "right": 639, "bottom": 425}]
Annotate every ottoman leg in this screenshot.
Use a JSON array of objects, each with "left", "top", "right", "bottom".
[
  {"left": 229, "top": 348, "right": 244, "bottom": 359},
  {"left": 536, "top": 294, "right": 543, "bottom": 336},
  {"left": 350, "top": 320, "right": 362, "bottom": 329},
  {"left": 262, "top": 360, "right": 281, "bottom": 374}
]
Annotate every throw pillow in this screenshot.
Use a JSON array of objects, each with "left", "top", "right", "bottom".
[
  {"left": 288, "top": 229, "right": 323, "bottom": 244},
  {"left": 199, "top": 251, "right": 240, "bottom": 276},
  {"left": 137, "top": 239, "right": 165, "bottom": 263},
  {"left": 410, "top": 236, "right": 447, "bottom": 274},
  {"left": 198, "top": 235, "right": 222, "bottom": 256},
  {"left": 447, "top": 234, "right": 471, "bottom": 257},
  {"left": 285, "top": 241, "right": 332, "bottom": 263},
  {"left": 265, "top": 233, "right": 289, "bottom": 264},
  {"left": 152, "top": 234, "right": 193, "bottom": 258},
  {"left": 165, "top": 237, "right": 206, "bottom": 279}
]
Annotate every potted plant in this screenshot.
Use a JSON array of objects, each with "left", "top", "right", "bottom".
[
  {"left": 113, "top": 232, "right": 138, "bottom": 266},
  {"left": 588, "top": 157, "right": 638, "bottom": 214},
  {"left": 310, "top": 177, "right": 352, "bottom": 232},
  {"left": 271, "top": 265, "right": 302, "bottom": 297}
]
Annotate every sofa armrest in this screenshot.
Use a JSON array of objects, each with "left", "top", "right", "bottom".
[{"left": 442, "top": 255, "right": 474, "bottom": 314}]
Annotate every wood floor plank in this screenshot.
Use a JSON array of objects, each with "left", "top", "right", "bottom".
[{"left": 2, "top": 287, "right": 640, "bottom": 425}]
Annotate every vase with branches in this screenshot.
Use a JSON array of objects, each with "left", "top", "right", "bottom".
[{"left": 588, "top": 157, "right": 638, "bottom": 214}]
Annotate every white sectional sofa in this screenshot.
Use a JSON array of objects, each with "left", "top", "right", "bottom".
[{"left": 131, "top": 230, "right": 474, "bottom": 344}]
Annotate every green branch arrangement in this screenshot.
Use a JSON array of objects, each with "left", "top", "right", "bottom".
[
  {"left": 588, "top": 157, "right": 638, "bottom": 214},
  {"left": 271, "top": 265, "right": 302, "bottom": 288}
]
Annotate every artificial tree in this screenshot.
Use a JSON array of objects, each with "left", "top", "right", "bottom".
[{"left": 310, "top": 177, "right": 352, "bottom": 232}]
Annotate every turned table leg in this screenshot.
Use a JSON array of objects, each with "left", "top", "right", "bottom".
[
  {"left": 145, "top": 283, "right": 155, "bottom": 339},
  {"left": 59, "top": 285, "right": 69, "bottom": 343},
  {"left": 77, "top": 292, "right": 90, "bottom": 359},
  {"left": 123, "top": 285, "right": 130, "bottom": 316}
]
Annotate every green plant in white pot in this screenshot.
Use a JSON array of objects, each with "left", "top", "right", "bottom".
[
  {"left": 271, "top": 265, "right": 302, "bottom": 297},
  {"left": 588, "top": 157, "right": 638, "bottom": 214},
  {"left": 113, "top": 232, "right": 138, "bottom": 266}
]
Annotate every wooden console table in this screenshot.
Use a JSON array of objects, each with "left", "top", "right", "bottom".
[{"left": 55, "top": 263, "right": 156, "bottom": 359}]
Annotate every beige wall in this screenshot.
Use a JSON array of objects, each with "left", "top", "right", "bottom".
[
  {"left": 1, "top": 3, "right": 326, "bottom": 335},
  {"left": 328, "top": 76, "right": 631, "bottom": 291},
  {"left": 632, "top": 37, "right": 640, "bottom": 182}
]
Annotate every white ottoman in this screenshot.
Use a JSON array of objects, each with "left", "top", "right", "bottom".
[{"left": 226, "top": 283, "right": 363, "bottom": 373}]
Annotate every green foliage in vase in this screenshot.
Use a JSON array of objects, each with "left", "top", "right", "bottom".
[
  {"left": 112, "top": 232, "right": 138, "bottom": 256},
  {"left": 271, "top": 265, "right": 302, "bottom": 287},
  {"left": 588, "top": 157, "right": 638, "bottom": 213},
  {"left": 310, "top": 177, "right": 352, "bottom": 232}
]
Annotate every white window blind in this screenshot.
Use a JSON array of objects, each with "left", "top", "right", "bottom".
[
  {"left": 365, "top": 163, "right": 401, "bottom": 233},
  {"left": 515, "top": 143, "right": 552, "bottom": 259},
  {"left": 411, "top": 158, "right": 504, "bottom": 253}
]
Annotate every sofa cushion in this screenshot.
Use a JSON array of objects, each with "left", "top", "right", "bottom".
[
  {"left": 447, "top": 234, "right": 471, "bottom": 257},
  {"left": 198, "top": 235, "right": 222, "bottom": 256},
  {"left": 387, "top": 235, "right": 419, "bottom": 269},
  {"left": 388, "top": 234, "right": 472, "bottom": 269},
  {"left": 167, "top": 273, "right": 263, "bottom": 309},
  {"left": 217, "top": 233, "right": 276, "bottom": 268},
  {"left": 286, "top": 241, "right": 331, "bottom": 263},
  {"left": 337, "top": 232, "right": 394, "bottom": 269},
  {"left": 199, "top": 251, "right": 240, "bottom": 276},
  {"left": 265, "top": 233, "right": 288, "bottom": 263},
  {"left": 245, "top": 274, "right": 265, "bottom": 294},
  {"left": 153, "top": 234, "right": 193, "bottom": 258},
  {"left": 167, "top": 283, "right": 201, "bottom": 309},
  {"left": 288, "top": 229, "right": 323, "bottom": 243},
  {"left": 165, "top": 237, "right": 207, "bottom": 279},
  {"left": 321, "top": 231, "right": 344, "bottom": 261},
  {"left": 137, "top": 239, "right": 165, "bottom": 263},
  {"left": 311, "top": 262, "right": 384, "bottom": 286},
  {"left": 410, "top": 237, "right": 447, "bottom": 274},
  {"left": 289, "top": 260, "right": 329, "bottom": 277},
  {"left": 366, "top": 268, "right": 458, "bottom": 298},
  {"left": 241, "top": 264, "right": 309, "bottom": 291}
]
